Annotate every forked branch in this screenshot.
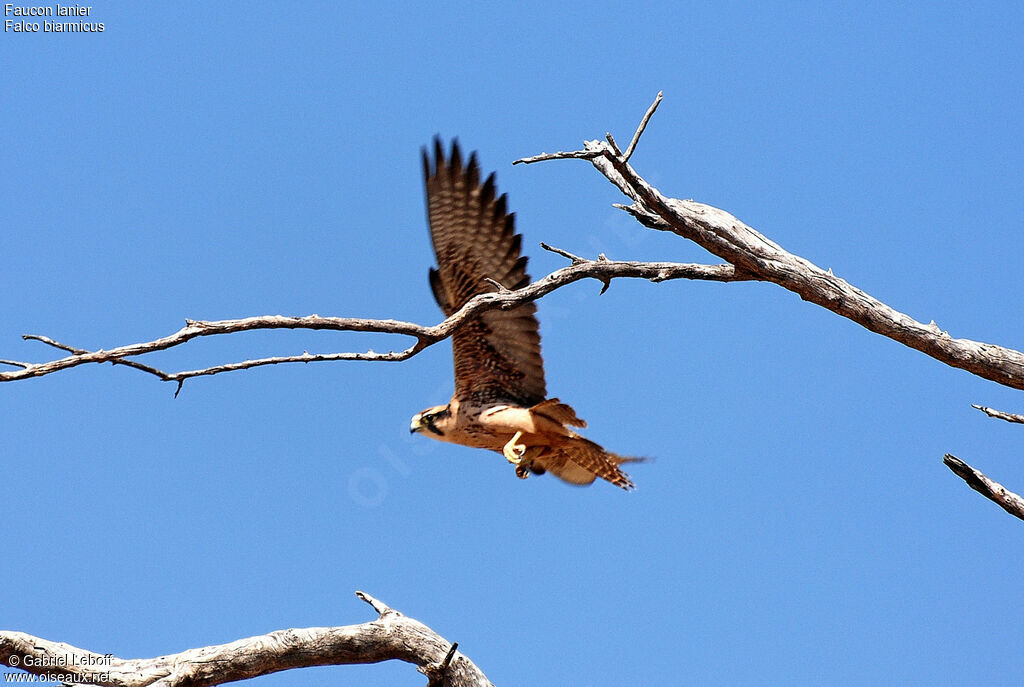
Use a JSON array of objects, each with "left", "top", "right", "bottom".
[
  {"left": 0, "top": 251, "right": 745, "bottom": 392},
  {"left": 0, "top": 591, "right": 492, "bottom": 687},
  {"left": 515, "top": 94, "right": 1024, "bottom": 392},
  {"left": 10, "top": 96, "right": 1021, "bottom": 391},
  {"left": 514, "top": 92, "right": 1024, "bottom": 518}
]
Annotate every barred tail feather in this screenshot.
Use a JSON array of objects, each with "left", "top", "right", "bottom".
[{"left": 538, "top": 436, "right": 640, "bottom": 491}]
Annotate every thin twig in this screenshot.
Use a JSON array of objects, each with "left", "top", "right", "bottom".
[
  {"left": 623, "top": 91, "right": 663, "bottom": 161},
  {"left": 512, "top": 148, "right": 602, "bottom": 165},
  {"left": 355, "top": 590, "right": 396, "bottom": 616},
  {"left": 482, "top": 277, "right": 510, "bottom": 292},
  {"left": 972, "top": 404, "right": 1024, "bottom": 424},
  {"left": 24, "top": 334, "right": 175, "bottom": 380},
  {"left": 605, "top": 132, "right": 623, "bottom": 157},
  {"left": 540, "top": 241, "right": 586, "bottom": 264},
  {"left": 23, "top": 333, "right": 81, "bottom": 353},
  {"left": 944, "top": 454, "right": 1024, "bottom": 521},
  {"left": 441, "top": 643, "right": 459, "bottom": 671},
  {"left": 514, "top": 92, "right": 661, "bottom": 166},
  {"left": 423, "top": 642, "right": 460, "bottom": 686}
]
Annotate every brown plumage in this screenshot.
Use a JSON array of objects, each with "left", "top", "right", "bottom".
[{"left": 410, "top": 138, "right": 640, "bottom": 490}]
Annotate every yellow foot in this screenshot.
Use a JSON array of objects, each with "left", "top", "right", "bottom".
[{"left": 502, "top": 431, "right": 527, "bottom": 464}]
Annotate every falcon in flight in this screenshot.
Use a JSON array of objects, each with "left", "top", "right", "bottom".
[{"left": 410, "top": 138, "right": 640, "bottom": 490}]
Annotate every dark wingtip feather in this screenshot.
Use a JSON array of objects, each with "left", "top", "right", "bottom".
[
  {"left": 428, "top": 267, "right": 448, "bottom": 312},
  {"left": 467, "top": 152, "right": 480, "bottom": 191},
  {"left": 449, "top": 139, "right": 463, "bottom": 178},
  {"left": 494, "top": 193, "right": 509, "bottom": 230},
  {"left": 506, "top": 257, "right": 530, "bottom": 290},
  {"left": 480, "top": 172, "right": 496, "bottom": 207},
  {"left": 507, "top": 234, "right": 523, "bottom": 263},
  {"left": 504, "top": 211, "right": 516, "bottom": 239},
  {"left": 433, "top": 136, "right": 445, "bottom": 176}
]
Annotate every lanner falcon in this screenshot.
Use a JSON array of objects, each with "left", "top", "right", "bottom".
[{"left": 410, "top": 138, "right": 640, "bottom": 490}]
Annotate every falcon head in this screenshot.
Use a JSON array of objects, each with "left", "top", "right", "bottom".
[{"left": 410, "top": 405, "right": 452, "bottom": 437}]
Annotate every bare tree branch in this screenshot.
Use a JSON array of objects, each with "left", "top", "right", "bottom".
[
  {"left": 0, "top": 252, "right": 746, "bottom": 390},
  {"left": 512, "top": 148, "right": 604, "bottom": 165},
  {"left": 943, "top": 455, "right": 1024, "bottom": 521},
  {"left": 513, "top": 93, "right": 1024, "bottom": 518},
  {"left": 540, "top": 242, "right": 586, "bottom": 265},
  {"left": 514, "top": 93, "right": 1024, "bottom": 392},
  {"left": 22, "top": 334, "right": 180, "bottom": 380},
  {"left": 623, "top": 89, "right": 662, "bottom": 161},
  {"left": 0, "top": 591, "right": 493, "bottom": 687},
  {"left": 972, "top": 404, "right": 1024, "bottom": 424}
]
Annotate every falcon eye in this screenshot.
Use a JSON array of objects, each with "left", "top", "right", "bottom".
[
  {"left": 419, "top": 407, "right": 449, "bottom": 437},
  {"left": 424, "top": 417, "right": 444, "bottom": 436}
]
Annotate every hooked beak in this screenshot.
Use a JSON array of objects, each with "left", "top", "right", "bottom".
[{"left": 409, "top": 412, "right": 444, "bottom": 437}]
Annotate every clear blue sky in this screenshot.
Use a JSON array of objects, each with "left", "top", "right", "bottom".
[{"left": 3, "top": 2, "right": 1023, "bottom": 685}]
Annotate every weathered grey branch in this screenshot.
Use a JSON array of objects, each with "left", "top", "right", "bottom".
[
  {"left": 0, "top": 591, "right": 493, "bottom": 687},
  {"left": 943, "top": 455, "right": 1024, "bottom": 521},
  {"left": 972, "top": 404, "right": 1024, "bottom": 424},
  {"left": 513, "top": 93, "right": 1024, "bottom": 518},
  {"left": 0, "top": 252, "right": 746, "bottom": 391},
  {"left": 515, "top": 94, "right": 1024, "bottom": 392},
  {"left": 622, "top": 89, "right": 662, "bottom": 161}
]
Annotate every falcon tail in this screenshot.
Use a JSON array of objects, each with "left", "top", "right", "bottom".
[{"left": 536, "top": 437, "right": 643, "bottom": 491}]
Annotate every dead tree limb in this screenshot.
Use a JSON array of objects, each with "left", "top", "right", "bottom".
[
  {"left": 515, "top": 94, "right": 1024, "bottom": 392},
  {"left": 0, "top": 591, "right": 493, "bottom": 687},
  {"left": 0, "top": 251, "right": 743, "bottom": 391},
  {"left": 7, "top": 97, "right": 1022, "bottom": 392},
  {"left": 516, "top": 93, "right": 1024, "bottom": 519},
  {"left": 943, "top": 455, "right": 1024, "bottom": 521},
  {"left": 972, "top": 404, "right": 1024, "bottom": 424}
]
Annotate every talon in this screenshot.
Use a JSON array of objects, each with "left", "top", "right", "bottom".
[
  {"left": 514, "top": 463, "right": 531, "bottom": 479},
  {"left": 503, "top": 430, "right": 526, "bottom": 464}
]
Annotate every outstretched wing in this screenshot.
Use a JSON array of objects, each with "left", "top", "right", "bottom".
[{"left": 423, "top": 138, "right": 546, "bottom": 407}]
